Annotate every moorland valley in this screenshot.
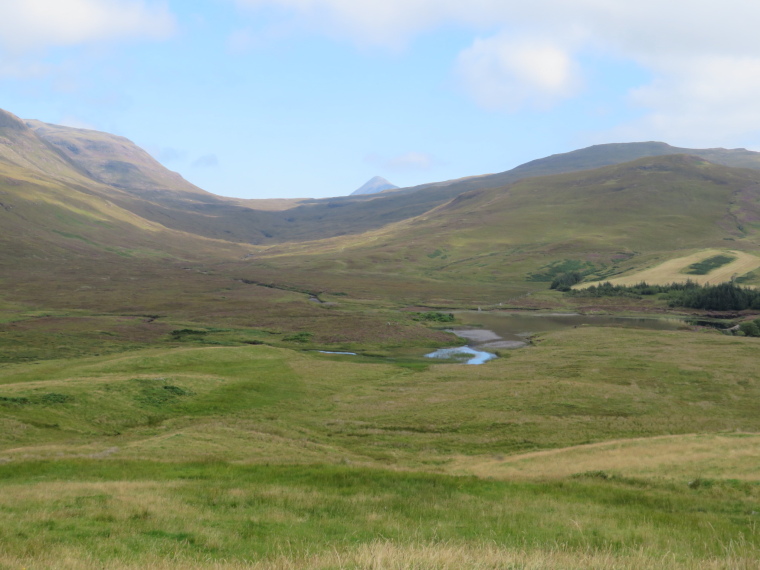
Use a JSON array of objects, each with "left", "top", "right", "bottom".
[{"left": 2, "top": 106, "right": 760, "bottom": 568}]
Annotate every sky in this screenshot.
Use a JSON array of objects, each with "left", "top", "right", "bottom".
[{"left": 2, "top": 1, "right": 760, "bottom": 200}]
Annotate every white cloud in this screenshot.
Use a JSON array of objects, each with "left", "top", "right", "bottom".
[
  {"left": 456, "top": 35, "right": 581, "bottom": 111},
  {"left": 231, "top": 0, "right": 760, "bottom": 142},
  {"left": 612, "top": 56, "right": 760, "bottom": 147},
  {"left": 230, "top": 1, "right": 760, "bottom": 56},
  {"left": 0, "top": 0, "right": 175, "bottom": 53},
  {"left": 233, "top": 0, "right": 460, "bottom": 47}
]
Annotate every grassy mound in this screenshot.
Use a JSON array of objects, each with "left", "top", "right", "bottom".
[{"left": 1, "top": 325, "right": 760, "bottom": 566}]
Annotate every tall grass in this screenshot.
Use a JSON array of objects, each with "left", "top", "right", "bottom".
[
  {"left": 1, "top": 327, "right": 760, "bottom": 567},
  {"left": 0, "top": 462, "right": 758, "bottom": 567},
  {"left": 2, "top": 541, "right": 758, "bottom": 569}
]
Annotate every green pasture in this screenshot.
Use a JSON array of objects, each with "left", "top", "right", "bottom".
[
  {"left": 0, "top": 461, "right": 758, "bottom": 568},
  {"left": 1, "top": 323, "right": 760, "bottom": 566},
  {"left": 1, "top": 326, "right": 760, "bottom": 462}
]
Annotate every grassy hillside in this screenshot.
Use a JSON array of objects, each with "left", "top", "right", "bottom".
[
  {"left": 1, "top": 326, "right": 760, "bottom": 567},
  {"left": 0, "top": 157, "right": 248, "bottom": 265},
  {"left": 7, "top": 118, "right": 760, "bottom": 313},
  {"left": 2, "top": 326, "right": 759, "bottom": 461},
  {"left": 483, "top": 141, "right": 760, "bottom": 187},
  {"left": 4, "top": 110, "right": 760, "bottom": 568},
  {"left": 245, "top": 155, "right": 760, "bottom": 303},
  {"left": 0, "top": 110, "right": 98, "bottom": 186},
  {"left": 0, "top": 143, "right": 463, "bottom": 349},
  {"left": 201, "top": 142, "right": 760, "bottom": 245},
  {"left": 28, "top": 119, "right": 214, "bottom": 200},
  {"left": 391, "top": 141, "right": 760, "bottom": 198},
  {"left": 581, "top": 249, "right": 760, "bottom": 287},
  {"left": 17, "top": 110, "right": 760, "bottom": 250},
  {"left": 225, "top": 141, "right": 760, "bottom": 246}
]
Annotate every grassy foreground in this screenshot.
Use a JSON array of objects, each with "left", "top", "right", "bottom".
[
  {"left": 1, "top": 325, "right": 760, "bottom": 567},
  {"left": 0, "top": 462, "right": 758, "bottom": 569}
]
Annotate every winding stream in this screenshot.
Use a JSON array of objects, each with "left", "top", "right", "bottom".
[
  {"left": 424, "top": 346, "right": 497, "bottom": 365},
  {"left": 426, "top": 311, "right": 691, "bottom": 365}
]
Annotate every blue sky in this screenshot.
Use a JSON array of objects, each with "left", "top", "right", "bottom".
[{"left": 2, "top": 1, "right": 760, "bottom": 199}]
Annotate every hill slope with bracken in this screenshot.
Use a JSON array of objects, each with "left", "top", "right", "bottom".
[
  {"left": 11, "top": 107, "right": 760, "bottom": 248},
  {"left": 197, "top": 141, "right": 760, "bottom": 245},
  {"left": 5, "top": 105, "right": 760, "bottom": 304},
  {"left": 0, "top": 109, "right": 247, "bottom": 264},
  {"left": 251, "top": 154, "right": 760, "bottom": 296},
  {"left": 17, "top": 113, "right": 292, "bottom": 244},
  {"left": 4, "top": 114, "right": 760, "bottom": 570},
  {"left": 27, "top": 119, "right": 215, "bottom": 202},
  {"left": 386, "top": 141, "right": 760, "bottom": 197}
]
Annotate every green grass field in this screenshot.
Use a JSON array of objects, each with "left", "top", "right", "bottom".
[
  {"left": 5, "top": 143, "right": 760, "bottom": 567},
  {"left": 1, "top": 461, "right": 757, "bottom": 569},
  {"left": 2, "top": 323, "right": 760, "bottom": 568}
]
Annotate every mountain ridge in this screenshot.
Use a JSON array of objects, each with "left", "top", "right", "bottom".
[
  {"left": 6, "top": 107, "right": 760, "bottom": 262},
  {"left": 247, "top": 153, "right": 760, "bottom": 295},
  {"left": 386, "top": 142, "right": 760, "bottom": 198},
  {"left": 26, "top": 119, "right": 220, "bottom": 203}
]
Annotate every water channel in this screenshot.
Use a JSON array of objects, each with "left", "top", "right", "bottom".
[{"left": 425, "top": 311, "right": 693, "bottom": 365}]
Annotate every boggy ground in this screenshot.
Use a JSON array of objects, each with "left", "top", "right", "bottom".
[{"left": 1, "top": 323, "right": 760, "bottom": 568}]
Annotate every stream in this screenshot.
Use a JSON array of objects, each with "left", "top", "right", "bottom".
[{"left": 425, "top": 311, "right": 692, "bottom": 365}]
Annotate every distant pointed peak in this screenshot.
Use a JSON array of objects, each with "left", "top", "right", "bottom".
[{"left": 350, "top": 176, "right": 399, "bottom": 196}]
